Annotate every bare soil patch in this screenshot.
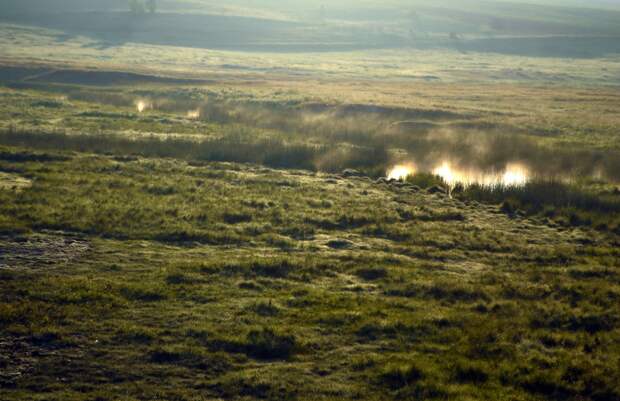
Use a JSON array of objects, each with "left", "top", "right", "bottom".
[{"left": 0, "top": 233, "right": 90, "bottom": 269}]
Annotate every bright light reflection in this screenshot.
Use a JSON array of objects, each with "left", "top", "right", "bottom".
[
  {"left": 432, "top": 161, "right": 530, "bottom": 188},
  {"left": 387, "top": 164, "right": 416, "bottom": 181},
  {"left": 187, "top": 109, "right": 201, "bottom": 119},
  {"left": 135, "top": 100, "right": 148, "bottom": 113}
]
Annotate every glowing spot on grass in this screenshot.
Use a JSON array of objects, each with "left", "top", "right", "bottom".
[
  {"left": 387, "top": 164, "right": 416, "bottom": 181},
  {"left": 187, "top": 109, "right": 200, "bottom": 119},
  {"left": 135, "top": 100, "right": 149, "bottom": 113}
]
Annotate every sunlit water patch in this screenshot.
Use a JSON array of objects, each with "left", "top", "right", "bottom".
[
  {"left": 432, "top": 161, "right": 530, "bottom": 188},
  {"left": 187, "top": 109, "right": 201, "bottom": 119},
  {"left": 387, "top": 161, "right": 530, "bottom": 188},
  {"left": 387, "top": 163, "right": 417, "bottom": 181},
  {"left": 135, "top": 100, "right": 151, "bottom": 113}
]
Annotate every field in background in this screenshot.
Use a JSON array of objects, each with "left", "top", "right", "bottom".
[
  {"left": 2, "top": 63, "right": 620, "bottom": 234},
  {"left": 1, "top": 23, "right": 620, "bottom": 85}
]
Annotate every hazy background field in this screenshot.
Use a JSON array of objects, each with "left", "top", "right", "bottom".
[{"left": 2, "top": 0, "right": 620, "bottom": 56}]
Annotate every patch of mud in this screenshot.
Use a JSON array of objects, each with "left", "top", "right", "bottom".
[
  {"left": 0, "top": 171, "right": 31, "bottom": 192},
  {"left": 0, "top": 233, "right": 91, "bottom": 269},
  {"left": 0, "top": 336, "right": 60, "bottom": 388}
]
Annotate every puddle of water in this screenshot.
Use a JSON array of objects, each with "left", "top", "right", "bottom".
[
  {"left": 387, "top": 163, "right": 417, "bottom": 181},
  {"left": 433, "top": 161, "right": 529, "bottom": 187},
  {"left": 187, "top": 109, "right": 201, "bottom": 119},
  {"left": 387, "top": 161, "right": 530, "bottom": 188},
  {"left": 135, "top": 100, "right": 151, "bottom": 113}
]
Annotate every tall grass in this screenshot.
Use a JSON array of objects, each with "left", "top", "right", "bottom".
[
  {"left": 458, "top": 180, "right": 620, "bottom": 231},
  {"left": 0, "top": 128, "right": 387, "bottom": 174},
  {"left": 8, "top": 85, "right": 620, "bottom": 182},
  {"left": 181, "top": 97, "right": 620, "bottom": 182}
]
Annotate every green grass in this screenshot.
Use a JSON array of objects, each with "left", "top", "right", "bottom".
[
  {"left": 2, "top": 22, "right": 620, "bottom": 85},
  {"left": 0, "top": 54, "right": 619, "bottom": 400},
  {"left": 457, "top": 180, "right": 620, "bottom": 233},
  {"left": 1, "top": 144, "right": 619, "bottom": 400}
]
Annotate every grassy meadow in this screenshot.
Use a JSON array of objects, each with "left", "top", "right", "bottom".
[
  {"left": 1, "top": 3, "right": 620, "bottom": 400},
  {"left": 0, "top": 68, "right": 619, "bottom": 400},
  {"left": 1, "top": 144, "right": 619, "bottom": 401}
]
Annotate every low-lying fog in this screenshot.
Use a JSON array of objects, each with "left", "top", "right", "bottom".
[
  {"left": 388, "top": 162, "right": 530, "bottom": 188},
  {"left": 80, "top": 93, "right": 620, "bottom": 186}
]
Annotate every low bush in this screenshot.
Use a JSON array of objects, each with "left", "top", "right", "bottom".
[
  {"left": 250, "top": 301, "right": 280, "bottom": 317},
  {"left": 245, "top": 328, "right": 297, "bottom": 360},
  {"left": 251, "top": 259, "right": 294, "bottom": 278},
  {"left": 120, "top": 285, "right": 167, "bottom": 302},
  {"left": 451, "top": 360, "right": 489, "bottom": 384},
  {"left": 355, "top": 267, "right": 388, "bottom": 281},
  {"left": 379, "top": 363, "right": 424, "bottom": 389},
  {"left": 458, "top": 180, "right": 620, "bottom": 231}
]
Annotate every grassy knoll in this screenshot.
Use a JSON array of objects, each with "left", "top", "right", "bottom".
[{"left": 1, "top": 144, "right": 619, "bottom": 400}]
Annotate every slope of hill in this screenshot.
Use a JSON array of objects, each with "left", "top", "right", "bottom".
[{"left": 2, "top": 0, "right": 620, "bottom": 56}]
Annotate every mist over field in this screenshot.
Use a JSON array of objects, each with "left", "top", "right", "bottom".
[
  {"left": 1, "top": 1, "right": 620, "bottom": 401},
  {"left": 2, "top": 0, "right": 620, "bottom": 55}
]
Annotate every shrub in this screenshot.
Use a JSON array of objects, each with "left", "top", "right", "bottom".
[
  {"left": 355, "top": 267, "right": 388, "bottom": 281},
  {"left": 245, "top": 328, "right": 297, "bottom": 360},
  {"left": 238, "top": 281, "right": 263, "bottom": 291},
  {"left": 518, "top": 370, "right": 569, "bottom": 398},
  {"left": 458, "top": 180, "right": 620, "bottom": 232},
  {"left": 30, "top": 331, "right": 62, "bottom": 346},
  {"left": 145, "top": 185, "right": 177, "bottom": 196},
  {"left": 452, "top": 360, "right": 489, "bottom": 383},
  {"left": 31, "top": 100, "right": 64, "bottom": 108},
  {"left": 149, "top": 349, "right": 182, "bottom": 364},
  {"left": 120, "top": 285, "right": 166, "bottom": 302},
  {"left": 500, "top": 199, "right": 519, "bottom": 215},
  {"left": 251, "top": 301, "right": 280, "bottom": 316},
  {"left": 223, "top": 212, "right": 253, "bottom": 224},
  {"left": 379, "top": 363, "right": 424, "bottom": 389},
  {"left": 115, "top": 326, "right": 155, "bottom": 344},
  {"left": 165, "top": 273, "right": 196, "bottom": 285},
  {"left": 327, "top": 239, "right": 354, "bottom": 249},
  {"left": 406, "top": 173, "right": 446, "bottom": 189}
]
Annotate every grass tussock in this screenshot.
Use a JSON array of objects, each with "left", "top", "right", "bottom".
[{"left": 458, "top": 180, "right": 620, "bottom": 232}]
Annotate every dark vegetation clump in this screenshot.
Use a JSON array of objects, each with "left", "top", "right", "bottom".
[
  {"left": 327, "top": 239, "right": 354, "bottom": 249},
  {"left": 355, "top": 267, "right": 388, "bottom": 281},
  {"left": 251, "top": 301, "right": 280, "bottom": 316},
  {"left": 120, "top": 285, "right": 167, "bottom": 302},
  {"left": 458, "top": 180, "right": 620, "bottom": 231},
  {"left": 223, "top": 211, "right": 253, "bottom": 224},
  {"left": 250, "top": 259, "right": 294, "bottom": 278},
  {"left": 451, "top": 359, "right": 489, "bottom": 383},
  {"left": 406, "top": 173, "right": 446, "bottom": 190},
  {"left": 0, "top": 129, "right": 388, "bottom": 175},
  {"left": 379, "top": 363, "right": 425, "bottom": 389},
  {"left": 165, "top": 273, "right": 197, "bottom": 285},
  {"left": 245, "top": 328, "right": 297, "bottom": 360}
]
